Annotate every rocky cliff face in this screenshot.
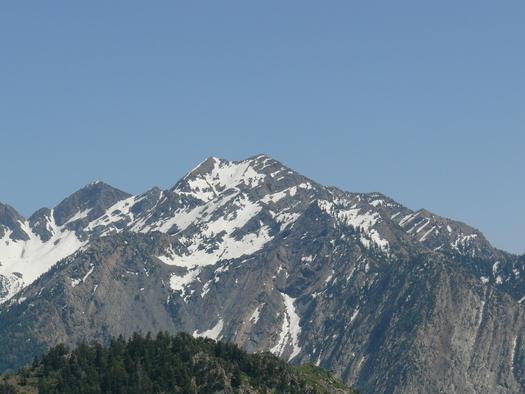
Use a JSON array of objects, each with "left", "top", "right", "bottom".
[{"left": 0, "top": 154, "right": 523, "bottom": 393}]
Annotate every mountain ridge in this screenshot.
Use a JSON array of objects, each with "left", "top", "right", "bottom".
[
  {"left": 0, "top": 154, "right": 523, "bottom": 393},
  {"left": 1, "top": 154, "right": 517, "bottom": 257}
]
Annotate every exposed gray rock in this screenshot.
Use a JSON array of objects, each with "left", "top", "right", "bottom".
[
  {"left": 0, "top": 203, "right": 29, "bottom": 241},
  {"left": 53, "top": 181, "right": 131, "bottom": 227},
  {"left": 0, "top": 154, "right": 523, "bottom": 393}
]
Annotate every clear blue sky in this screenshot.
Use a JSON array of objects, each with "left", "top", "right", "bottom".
[{"left": 0, "top": 1, "right": 523, "bottom": 254}]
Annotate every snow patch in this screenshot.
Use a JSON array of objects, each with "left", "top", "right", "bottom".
[
  {"left": 64, "top": 209, "right": 92, "bottom": 225},
  {"left": 350, "top": 307, "right": 359, "bottom": 324},
  {"left": 71, "top": 265, "right": 95, "bottom": 288},
  {"left": 270, "top": 292, "right": 301, "bottom": 361},
  {"left": 179, "top": 158, "right": 266, "bottom": 202},
  {"left": 86, "top": 196, "right": 137, "bottom": 233},
  {"left": 511, "top": 336, "right": 517, "bottom": 374},
  {"left": 399, "top": 212, "right": 420, "bottom": 226},
  {"left": 158, "top": 194, "right": 274, "bottom": 299},
  {"left": 452, "top": 233, "right": 478, "bottom": 251},
  {"left": 390, "top": 212, "right": 401, "bottom": 219},
  {"left": 193, "top": 319, "right": 224, "bottom": 340},
  {"left": 324, "top": 270, "right": 334, "bottom": 284},
  {"left": 419, "top": 226, "right": 436, "bottom": 242},
  {"left": 261, "top": 185, "right": 310, "bottom": 204},
  {"left": 477, "top": 300, "right": 485, "bottom": 328},
  {"left": 250, "top": 303, "right": 264, "bottom": 325},
  {"left": 317, "top": 200, "right": 389, "bottom": 250},
  {"left": 0, "top": 215, "right": 85, "bottom": 303},
  {"left": 370, "top": 199, "right": 384, "bottom": 207}
]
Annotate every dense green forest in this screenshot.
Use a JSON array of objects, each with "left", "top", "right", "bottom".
[{"left": 0, "top": 332, "right": 357, "bottom": 393}]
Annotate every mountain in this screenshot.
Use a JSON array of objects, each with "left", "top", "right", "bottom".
[
  {"left": 0, "top": 154, "right": 523, "bottom": 393},
  {"left": 0, "top": 332, "right": 356, "bottom": 393}
]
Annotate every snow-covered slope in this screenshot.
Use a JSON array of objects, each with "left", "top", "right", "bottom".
[
  {"left": 0, "top": 181, "right": 129, "bottom": 302},
  {"left": 0, "top": 214, "right": 84, "bottom": 302},
  {"left": 1, "top": 154, "right": 522, "bottom": 306},
  {"left": 0, "top": 154, "right": 524, "bottom": 394}
]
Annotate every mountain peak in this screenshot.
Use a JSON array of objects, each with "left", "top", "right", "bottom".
[
  {"left": 185, "top": 154, "right": 279, "bottom": 176},
  {"left": 1, "top": 156, "right": 524, "bottom": 394},
  {"left": 53, "top": 182, "right": 131, "bottom": 226},
  {"left": 247, "top": 153, "right": 271, "bottom": 161},
  {"left": 0, "top": 202, "right": 29, "bottom": 241},
  {"left": 173, "top": 155, "right": 276, "bottom": 201},
  {"left": 183, "top": 156, "right": 224, "bottom": 180},
  {"left": 81, "top": 180, "right": 119, "bottom": 192}
]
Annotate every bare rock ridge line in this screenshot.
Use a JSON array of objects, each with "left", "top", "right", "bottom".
[{"left": 0, "top": 154, "right": 524, "bottom": 393}]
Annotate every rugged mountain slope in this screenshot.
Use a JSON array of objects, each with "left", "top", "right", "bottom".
[
  {"left": 0, "top": 182, "right": 131, "bottom": 303},
  {"left": 0, "top": 154, "right": 523, "bottom": 393}
]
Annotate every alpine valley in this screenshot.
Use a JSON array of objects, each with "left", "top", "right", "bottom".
[{"left": 0, "top": 155, "right": 523, "bottom": 393}]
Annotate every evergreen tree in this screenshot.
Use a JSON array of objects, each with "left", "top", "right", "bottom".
[{"left": 3, "top": 332, "right": 356, "bottom": 393}]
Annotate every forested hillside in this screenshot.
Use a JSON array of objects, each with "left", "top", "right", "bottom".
[{"left": 0, "top": 332, "right": 357, "bottom": 394}]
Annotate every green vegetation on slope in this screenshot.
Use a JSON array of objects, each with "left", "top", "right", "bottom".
[{"left": 0, "top": 332, "right": 357, "bottom": 394}]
